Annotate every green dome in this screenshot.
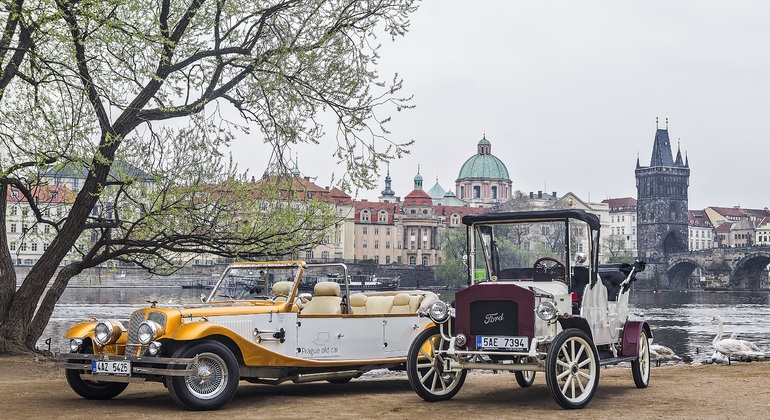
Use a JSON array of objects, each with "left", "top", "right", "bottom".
[{"left": 457, "top": 137, "right": 511, "bottom": 181}]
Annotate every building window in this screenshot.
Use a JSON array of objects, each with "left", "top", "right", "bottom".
[
  {"left": 9, "top": 207, "right": 16, "bottom": 216},
  {"left": 473, "top": 186, "right": 481, "bottom": 199},
  {"left": 386, "top": 256, "right": 391, "bottom": 264},
  {"left": 10, "top": 242, "right": 15, "bottom": 251},
  {"left": 409, "top": 256, "right": 416, "bottom": 265},
  {"left": 305, "top": 250, "right": 313, "bottom": 260},
  {"left": 379, "top": 211, "right": 387, "bottom": 222},
  {"left": 374, "top": 240, "right": 379, "bottom": 249},
  {"left": 397, "top": 256, "right": 402, "bottom": 264},
  {"left": 422, "top": 255, "right": 429, "bottom": 266},
  {"left": 10, "top": 223, "right": 16, "bottom": 233},
  {"left": 374, "top": 227, "right": 379, "bottom": 235},
  {"left": 363, "top": 226, "right": 368, "bottom": 234},
  {"left": 31, "top": 243, "right": 37, "bottom": 252},
  {"left": 386, "top": 228, "right": 391, "bottom": 235},
  {"left": 321, "top": 251, "right": 329, "bottom": 261},
  {"left": 386, "top": 240, "right": 391, "bottom": 249},
  {"left": 491, "top": 186, "right": 498, "bottom": 199},
  {"left": 363, "top": 240, "right": 368, "bottom": 249},
  {"left": 20, "top": 243, "right": 27, "bottom": 251}
]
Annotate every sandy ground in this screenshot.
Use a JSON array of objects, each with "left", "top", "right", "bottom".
[{"left": 2, "top": 355, "right": 768, "bottom": 419}]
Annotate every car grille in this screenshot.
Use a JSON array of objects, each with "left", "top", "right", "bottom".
[
  {"left": 125, "top": 310, "right": 167, "bottom": 357},
  {"left": 470, "top": 300, "right": 519, "bottom": 336}
]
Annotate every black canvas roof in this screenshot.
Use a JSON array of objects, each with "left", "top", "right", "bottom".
[{"left": 462, "top": 209, "right": 601, "bottom": 231}]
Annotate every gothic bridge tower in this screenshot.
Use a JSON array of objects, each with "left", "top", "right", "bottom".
[{"left": 635, "top": 119, "right": 690, "bottom": 263}]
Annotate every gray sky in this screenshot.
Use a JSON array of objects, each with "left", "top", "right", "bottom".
[{"left": 229, "top": 1, "right": 770, "bottom": 211}]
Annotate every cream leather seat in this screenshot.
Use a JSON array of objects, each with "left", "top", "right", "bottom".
[
  {"left": 301, "top": 282, "right": 342, "bottom": 315},
  {"left": 390, "top": 293, "right": 412, "bottom": 314},
  {"left": 350, "top": 293, "right": 368, "bottom": 314},
  {"left": 272, "top": 281, "right": 294, "bottom": 302}
]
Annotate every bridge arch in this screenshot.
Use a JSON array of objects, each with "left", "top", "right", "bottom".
[
  {"left": 666, "top": 257, "right": 703, "bottom": 289},
  {"left": 663, "top": 231, "right": 687, "bottom": 254},
  {"left": 731, "top": 252, "right": 770, "bottom": 289}
]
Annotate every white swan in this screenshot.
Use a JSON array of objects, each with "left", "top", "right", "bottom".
[
  {"left": 649, "top": 344, "right": 681, "bottom": 367},
  {"left": 711, "top": 315, "right": 765, "bottom": 364}
]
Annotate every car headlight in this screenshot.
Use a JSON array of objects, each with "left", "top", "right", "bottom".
[
  {"left": 535, "top": 301, "right": 558, "bottom": 321},
  {"left": 69, "top": 338, "right": 84, "bottom": 353},
  {"left": 94, "top": 320, "right": 123, "bottom": 345},
  {"left": 428, "top": 301, "right": 449, "bottom": 323},
  {"left": 137, "top": 320, "right": 164, "bottom": 345}
]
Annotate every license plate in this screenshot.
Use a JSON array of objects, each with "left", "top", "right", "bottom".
[
  {"left": 476, "top": 335, "right": 528, "bottom": 350},
  {"left": 92, "top": 360, "right": 131, "bottom": 376}
]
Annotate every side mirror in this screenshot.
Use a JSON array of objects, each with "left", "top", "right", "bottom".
[
  {"left": 462, "top": 254, "right": 468, "bottom": 267},
  {"left": 574, "top": 252, "right": 587, "bottom": 265}
]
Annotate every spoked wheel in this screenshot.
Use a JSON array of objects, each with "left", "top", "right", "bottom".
[
  {"left": 514, "top": 357, "right": 536, "bottom": 387},
  {"left": 631, "top": 329, "right": 651, "bottom": 388},
  {"left": 407, "top": 326, "right": 467, "bottom": 401},
  {"left": 64, "top": 346, "right": 128, "bottom": 400},
  {"left": 545, "top": 328, "right": 599, "bottom": 409},
  {"left": 166, "top": 340, "right": 240, "bottom": 410}
]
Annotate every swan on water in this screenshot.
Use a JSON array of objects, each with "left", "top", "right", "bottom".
[
  {"left": 649, "top": 344, "right": 681, "bottom": 367},
  {"left": 711, "top": 315, "right": 764, "bottom": 364}
]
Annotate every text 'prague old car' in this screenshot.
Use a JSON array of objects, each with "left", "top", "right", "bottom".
[
  {"left": 56, "top": 262, "right": 438, "bottom": 410},
  {"left": 406, "top": 209, "right": 651, "bottom": 409}
]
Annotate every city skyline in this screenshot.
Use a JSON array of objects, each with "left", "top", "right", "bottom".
[{"left": 228, "top": 1, "right": 770, "bottom": 211}]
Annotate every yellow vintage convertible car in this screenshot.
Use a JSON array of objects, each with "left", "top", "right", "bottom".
[{"left": 55, "top": 261, "right": 437, "bottom": 410}]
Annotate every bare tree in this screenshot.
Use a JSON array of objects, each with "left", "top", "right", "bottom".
[{"left": 0, "top": 0, "right": 418, "bottom": 354}]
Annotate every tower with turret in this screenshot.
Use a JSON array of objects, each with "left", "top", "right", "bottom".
[{"left": 635, "top": 119, "right": 690, "bottom": 262}]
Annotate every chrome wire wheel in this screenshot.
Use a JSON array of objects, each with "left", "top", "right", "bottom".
[
  {"left": 185, "top": 352, "right": 229, "bottom": 400},
  {"left": 407, "top": 326, "right": 467, "bottom": 401},
  {"left": 167, "top": 340, "right": 239, "bottom": 410},
  {"left": 545, "top": 328, "right": 599, "bottom": 409}
]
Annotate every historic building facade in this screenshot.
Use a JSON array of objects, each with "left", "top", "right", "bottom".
[{"left": 635, "top": 123, "right": 690, "bottom": 261}]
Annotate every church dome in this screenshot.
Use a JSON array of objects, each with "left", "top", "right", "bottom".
[{"left": 457, "top": 137, "right": 511, "bottom": 181}]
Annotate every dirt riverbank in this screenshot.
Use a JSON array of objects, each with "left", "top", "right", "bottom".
[{"left": 2, "top": 355, "right": 767, "bottom": 419}]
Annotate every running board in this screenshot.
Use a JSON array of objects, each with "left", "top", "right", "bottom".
[{"left": 599, "top": 356, "right": 637, "bottom": 366}]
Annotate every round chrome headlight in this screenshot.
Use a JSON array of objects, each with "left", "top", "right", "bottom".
[
  {"left": 94, "top": 320, "right": 122, "bottom": 345},
  {"left": 137, "top": 320, "right": 164, "bottom": 345},
  {"left": 147, "top": 341, "right": 162, "bottom": 356},
  {"left": 536, "top": 301, "right": 558, "bottom": 321},
  {"left": 69, "top": 338, "right": 83, "bottom": 353},
  {"left": 428, "top": 301, "right": 449, "bottom": 323}
]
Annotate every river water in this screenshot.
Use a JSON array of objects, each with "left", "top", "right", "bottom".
[{"left": 38, "top": 287, "right": 770, "bottom": 362}]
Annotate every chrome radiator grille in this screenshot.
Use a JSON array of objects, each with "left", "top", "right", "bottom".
[{"left": 125, "top": 310, "right": 167, "bottom": 356}]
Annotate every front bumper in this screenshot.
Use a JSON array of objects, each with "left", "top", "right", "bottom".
[{"left": 55, "top": 352, "right": 198, "bottom": 379}]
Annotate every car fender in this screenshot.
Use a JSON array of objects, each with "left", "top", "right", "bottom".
[
  {"left": 621, "top": 321, "right": 652, "bottom": 357},
  {"left": 557, "top": 316, "right": 593, "bottom": 340},
  {"left": 170, "top": 321, "right": 253, "bottom": 345},
  {"left": 63, "top": 321, "right": 99, "bottom": 339}
]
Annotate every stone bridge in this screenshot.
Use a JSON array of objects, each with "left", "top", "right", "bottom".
[{"left": 648, "top": 246, "right": 770, "bottom": 290}]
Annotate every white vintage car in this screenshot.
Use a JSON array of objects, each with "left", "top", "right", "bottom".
[
  {"left": 406, "top": 209, "right": 651, "bottom": 409},
  {"left": 56, "top": 261, "right": 437, "bottom": 410}
]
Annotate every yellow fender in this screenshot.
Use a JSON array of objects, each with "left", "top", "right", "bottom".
[{"left": 63, "top": 321, "right": 98, "bottom": 339}]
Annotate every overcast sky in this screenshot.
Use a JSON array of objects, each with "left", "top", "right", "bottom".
[{"left": 229, "top": 1, "right": 770, "bottom": 211}]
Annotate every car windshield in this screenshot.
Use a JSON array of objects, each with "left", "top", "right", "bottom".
[
  {"left": 471, "top": 219, "right": 591, "bottom": 283},
  {"left": 209, "top": 265, "right": 301, "bottom": 302}
]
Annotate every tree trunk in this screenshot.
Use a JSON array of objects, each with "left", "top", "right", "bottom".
[{"left": 25, "top": 264, "right": 82, "bottom": 350}]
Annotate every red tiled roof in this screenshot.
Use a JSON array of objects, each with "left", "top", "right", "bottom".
[
  {"left": 7, "top": 185, "right": 75, "bottom": 204},
  {"left": 688, "top": 210, "right": 712, "bottom": 227},
  {"left": 601, "top": 197, "right": 637, "bottom": 212},
  {"left": 403, "top": 189, "right": 433, "bottom": 206}
]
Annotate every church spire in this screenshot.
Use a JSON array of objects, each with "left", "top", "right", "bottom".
[{"left": 380, "top": 165, "right": 395, "bottom": 197}]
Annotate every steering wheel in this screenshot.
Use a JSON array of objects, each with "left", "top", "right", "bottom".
[{"left": 533, "top": 257, "right": 566, "bottom": 281}]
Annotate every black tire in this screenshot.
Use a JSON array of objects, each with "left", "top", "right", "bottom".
[
  {"left": 65, "top": 368, "right": 129, "bottom": 400},
  {"left": 631, "top": 329, "right": 651, "bottom": 388},
  {"left": 64, "top": 345, "right": 128, "bottom": 400},
  {"left": 406, "top": 326, "right": 466, "bottom": 402},
  {"left": 166, "top": 340, "right": 240, "bottom": 410},
  {"left": 514, "top": 367, "right": 536, "bottom": 387},
  {"left": 545, "top": 328, "right": 599, "bottom": 409}
]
